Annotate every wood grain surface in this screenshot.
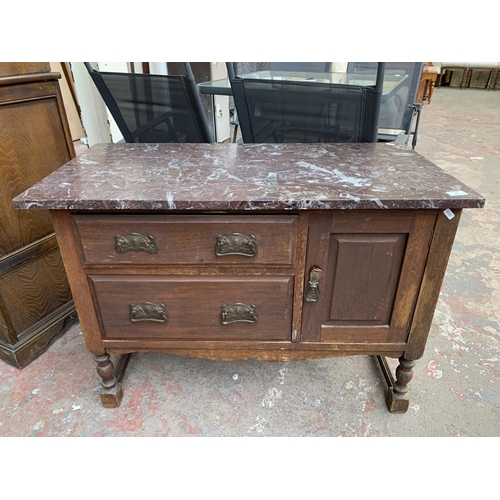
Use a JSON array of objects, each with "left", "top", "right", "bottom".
[
  {"left": 73, "top": 214, "right": 298, "bottom": 266},
  {"left": 104, "top": 342, "right": 407, "bottom": 360},
  {"left": 0, "top": 247, "right": 71, "bottom": 339},
  {"left": 0, "top": 83, "right": 74, "bottom": 255},
  {"left": 89, "top": 274, "right": 294, "bottom": 341},
  {"left": 301, "top": 211, "right": 436, "bottom": 344},
  {"left": 405, "top": 210, "right": 462, "bottom": 360},
  {"left": 51, "top": 210, "right": 104, "bottom": 355},
  {"left": 0, "top": 63, "right": 50, "bottom": 78}
]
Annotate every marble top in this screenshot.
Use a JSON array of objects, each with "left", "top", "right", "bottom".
[{"left": 13, "top": 142, "right": 485, "bottom": 211}]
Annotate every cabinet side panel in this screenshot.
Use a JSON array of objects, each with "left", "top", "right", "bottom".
[
  {"left": 50, "top": 211, "right": 105, "bottom": 355},
  {"left": 0, "top": 248, "right": 71, "bottom": 336},
  {"left": 405, "top": 210, "right": 462, "bottom": 360},
  {"left": 0, "top": 302, "right": 15, "bottom": 344},
  {"left": 0, "top": 87, "right": 73, "bottom": 255},
  {"left": 386, "top": 212, "right": 437, "bottom": 342}
]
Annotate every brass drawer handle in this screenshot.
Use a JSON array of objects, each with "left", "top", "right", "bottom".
[
  {"left": 129, "top": 302, "right": 168, "bottom": 322},
  {"left": 221, "top": 303, "right": 258, "bottom": 324},
  {"left": 304, "top": 267, "right": 323, "bottom": 303},
  {"left": 115, "top": 233, "right": 158, "bottom": 254},
  {"left": 215, "top": 233, "right": 257, "bottom": 257}
]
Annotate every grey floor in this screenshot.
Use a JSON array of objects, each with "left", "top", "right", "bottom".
[{"left": 0, "top": 86, "right": 498, "bottom": 438}]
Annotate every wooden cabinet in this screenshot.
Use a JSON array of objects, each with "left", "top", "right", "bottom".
[
  {"left": 0, "top": 62, "right": 76, "bottom": 368},
  {"left": 13, "top": 142, "right": 484, "bottom": 411}
]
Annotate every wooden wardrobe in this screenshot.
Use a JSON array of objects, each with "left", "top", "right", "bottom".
[{"left": 0, "top": 62, "right": 76, "bottom": 368}]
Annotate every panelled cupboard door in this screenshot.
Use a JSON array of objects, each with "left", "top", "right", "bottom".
[{"left": 301, "top": 211, "right": 437, "bottom": 344}]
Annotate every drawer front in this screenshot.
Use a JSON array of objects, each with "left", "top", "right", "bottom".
[
  {"left": 89, "top": 275, "right": 293, "bottom": 341},
  {"left": 73, "top": 214, "right": 297, "bottom": 266}
]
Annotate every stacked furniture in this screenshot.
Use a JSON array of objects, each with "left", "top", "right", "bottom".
[
  {"left": 0, "top": 62, "right": 76, "bottom": 368},
  {"left": 435, "top": 62, "right": 499, "bottom": 90}
]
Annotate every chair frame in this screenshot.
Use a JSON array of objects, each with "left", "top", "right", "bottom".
[
  {"left": 348, "top": 62, "right": 424, "bottom": 149},
  {"left": 84, "top": 62, "right": 212, "bottom": 143},
  {"left": 227, "top": 62, "right": 385, "bottom": 144}
]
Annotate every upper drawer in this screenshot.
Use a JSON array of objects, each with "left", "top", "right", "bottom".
[{"left": 72, "top": 214, "right": 298, "bottom": 266}]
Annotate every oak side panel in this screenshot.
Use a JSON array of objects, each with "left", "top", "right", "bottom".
[
  {"left": 0, "top": 300, "right": 76, "bottom": 369},
  {"left": 405, "top": 210, "right": 462, "bottom": 360},
  {"left": 50, "top": 211, "right": 105, "bottom": 355},
  {"left": 386, "top": 212, "right": 437, "bottom": 342},
  {"left": 0, "top": 302, "right": 15, "bottom": 344},
  {"left": 0, "top": 81, "right": 75, "bottom": 255},
  {"left": 0, "top": 68, "right": 76, "bottom": 367},
  {"left": 0, "top": 247, "right": 71, "bottom": 337}
]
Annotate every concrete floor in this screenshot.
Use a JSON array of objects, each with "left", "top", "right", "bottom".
[{"left": 0, "top": 87, "right": 498, "bottom": 437}]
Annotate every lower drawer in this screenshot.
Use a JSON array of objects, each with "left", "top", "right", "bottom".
[{"left": 89, "top": 275, "right": 293, "bottom": 341}]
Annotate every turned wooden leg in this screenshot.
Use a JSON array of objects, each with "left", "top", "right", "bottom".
[
  {"left": 95, "top": 353, "right": 132, "bottom": 408},
  {"left": 387, "top": 356, "right": 415, "bottom": 413},
  {"left": 376, "top": 355, "right": 416, "bottom": 413}
]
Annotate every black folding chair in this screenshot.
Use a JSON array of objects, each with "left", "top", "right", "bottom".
[
  {"left": 84, "top": 62, "right": 212, "bottom": 143},
  {"left": 347, "top": 62, "right": 424, "bottom": 148},
  {"left": 227, "top": 62, "right": 384, "bottom": 143}
]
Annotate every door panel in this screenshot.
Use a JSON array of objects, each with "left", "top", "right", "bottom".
[
  {"left": 326, "top": 233, "right": 407, "bottom": 324},
  {"left": 301, "top": 211, "right": 436, "bottom": 344}
]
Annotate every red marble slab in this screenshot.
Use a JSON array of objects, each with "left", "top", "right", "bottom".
[{"left": 13, "top": 142, "right": 485, "bottom": 211}]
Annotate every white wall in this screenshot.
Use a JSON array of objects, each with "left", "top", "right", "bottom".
[
  {"left": 211, "top": 62, "right": 230, "bottom": 142},
  {"left": 69, "top": 62, "right": 113, "bottom": 147},
  {"left": 149, "top": 62, "right": 168, "bottom": 75},
  {"left": 95, "top": 62, "right": 129, "bottom": 143}
]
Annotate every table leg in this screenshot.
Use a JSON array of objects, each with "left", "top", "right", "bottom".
[
  {"left": 95, "top": 353, "right": 132, "bottom": 408},
  {"left": 376, "top": 355, "right": 416, "bottom": 413}
]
